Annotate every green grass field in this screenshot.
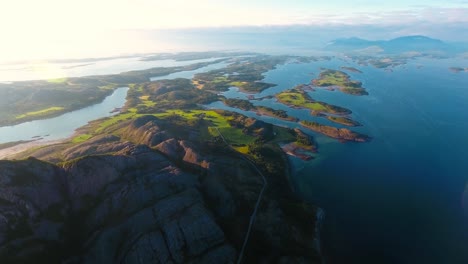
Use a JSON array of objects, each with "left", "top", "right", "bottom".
[
  {"left": 276, "top": 91, "right": 328, "bottom": 111},
  {"left": 156, "top": 110, "right": 255, "bottom": 144},
  {"left": 15, "top": 107, "right": 65, "bottom": 119},
  {"left": 71, "top": 134, "right": 93, "bottom": 143}
]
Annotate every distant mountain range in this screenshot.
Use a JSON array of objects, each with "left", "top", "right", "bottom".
[{"left": 325, "top": 35, "right": 463, "bottom": 54}]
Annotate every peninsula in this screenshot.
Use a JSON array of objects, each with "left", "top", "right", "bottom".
[{"left": 300, "top": 120, "right": 370, "bottom": 142}]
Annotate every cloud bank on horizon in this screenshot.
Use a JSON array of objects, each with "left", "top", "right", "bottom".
[
  {"left": 2, "top": 0, "right": 465, "bottom": 29},
  {"left": 0, "top": 0, "right": 466, "bottom": 62}
]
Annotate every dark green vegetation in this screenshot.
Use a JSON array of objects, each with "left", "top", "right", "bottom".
[
  {"left": 300, "top": 120, "right": 370, "bottom": 142},
  {"left": 0, "top": 59, "right": 226, "bottom": 126},
  {"left": 0, "top": 53, "right": 370, "bottom": 146},
  {"left": 192, "top": 56, "right": 289, "bottom": 92},
  {"left": 256, "top": 106, "right": 297, "bottom": 121},
  {"left": 326, "top": 116, "right": 361, "bottom": 127},
  {"left": 223, "top": 98, "right": 298, "bottom": 122},
  {"left": 276, "top": 88, "right": 351, "bottom": 115},
  {"left": 126, "top": 78, "right": 220, "bottom": 113},
  {"left": 312, "top": 69, "right": 368, "bottom": 95},
  {"left": 223, "top": 98, "right": 255, "bottom": 111},
  {"left": 50, "top": 76, "right": 310, "bottom": 163}
]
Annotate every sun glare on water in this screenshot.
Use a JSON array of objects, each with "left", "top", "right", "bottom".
[{"left": 29, "top": 62, "right": 67, "bottom": 81}]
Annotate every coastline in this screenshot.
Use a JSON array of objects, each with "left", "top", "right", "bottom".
[
  {"left": 282, "top": 148, "right": 325, "bottom": 261},
  {"left": 0, "top": 89, "right": 114, "bottom": 127},
  {"left": 0, "top": 139, "right": 64, "bottom": 160}
]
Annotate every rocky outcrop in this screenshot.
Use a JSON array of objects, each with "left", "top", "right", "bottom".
[
  {"left": 0, "top": 117, "right": 322, "bottom": 263},
  {"left": 62, "top": 135, "right": 132, "bottom": 160},
  {"left": 300, "top": 120, "right": 370, "bottom": 142},
  {"left": 157, "top": 139, "right": 210, "bottom": 168},
  {"left": 122, "top": 115, "right": 170, "bottom": 146},
  {"left": 0, "top": 146, "right": 236, "bottom": 263}
]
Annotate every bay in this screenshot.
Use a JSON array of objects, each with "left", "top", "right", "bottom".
[{"left": 0, "top": 87, "right": 128, "bottom": 143}]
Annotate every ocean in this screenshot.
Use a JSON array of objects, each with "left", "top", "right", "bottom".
[
  {"left": 261, "top": 57, "right": 468, "bottom": 263},
  {"left": 209, "top": 55, "right": 468, "bottom": 263}
]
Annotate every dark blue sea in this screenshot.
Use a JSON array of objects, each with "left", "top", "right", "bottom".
[{"left": 210, "top": 56, "right": 468, "bottom": 263}]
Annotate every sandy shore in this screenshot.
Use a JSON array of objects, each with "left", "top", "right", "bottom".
[{"left": 0, "top": 139, "right": 64, "bottom": 160}]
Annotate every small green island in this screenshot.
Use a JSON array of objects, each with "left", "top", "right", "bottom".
[
  {"left": 222, "top": 98, "right": 298, "bottom": 122},
  {"left": 276, "top": 88, "right": 352, "bottom": 115},
  {"left": 300, "top": 120, "right": 370, "bottom": 142},
  {"left": 312, "top": 69, "right": 368, "bottom": 95}
]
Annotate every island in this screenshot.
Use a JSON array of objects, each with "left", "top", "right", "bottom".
[
  {"left": 300, "top": 120, "right": 370, "bottom": 142},
  {"left": 326, "top": 116, "right": 361, "bottom": 126},
  {"left": 340, "top": 66, "right": 363, "bottom": 73},
  {"left": 276, "top": 88, "right": 352, "bottom": 115},
  {"left": 312, "top": 69, "right": 368, "bottom": 95},
  {"left": 222, "top": 98, "right": 298, "bottom": 122}
]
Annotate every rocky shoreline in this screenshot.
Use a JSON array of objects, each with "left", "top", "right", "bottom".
[{"left": 300, "top": 120, "right": 371, "bottom": 142}]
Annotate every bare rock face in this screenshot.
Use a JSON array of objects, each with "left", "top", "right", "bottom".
[
  {"left": 122, "top": 115, "right": 170, "bottom": 146},
  {"left": 0, "top": 158, "right": 68, "bottom": 261},
  {"left": 0, "top": 146, "right": 236, "bottom": 263},
  {"left": 156, "top": 138, "right": 184, "bottom": 160},
  {"left": 157, "top": 139, "right": 209, "bottom": 168},
  {"left": 0, "top": 117, "right": 322, "bottom": 263},
  {"left": 62, "top": 135, "right": 132, "bottom": 160}
]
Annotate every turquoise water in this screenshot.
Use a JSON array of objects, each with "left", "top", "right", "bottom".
[
  {"left": 209, "top": 57, "right": 468, "bottom": 263},
  {"left": 0, "top": 87, "right": 128, "bottom": 143}
]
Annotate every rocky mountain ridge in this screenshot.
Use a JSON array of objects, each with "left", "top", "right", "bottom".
[{"left": 0, "top": 115, "right": 322, "bottom": 263}]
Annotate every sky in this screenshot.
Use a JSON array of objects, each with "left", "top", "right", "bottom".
[{"left": 0, "top": 0, "right": 466, "bottom": 62}]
